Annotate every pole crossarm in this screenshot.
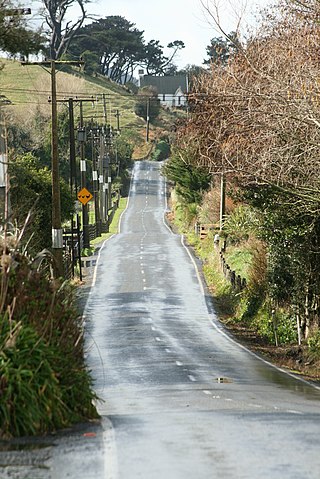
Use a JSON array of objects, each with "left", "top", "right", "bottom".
[
  {"left": 49, "top": 96, "right": 97, "bottom": 104},
  {"left": 4, "top": 8, "right": 31, "bottom": 16},
  {"left": 21, "top": 60, "right": 84, "bottom": 67}
]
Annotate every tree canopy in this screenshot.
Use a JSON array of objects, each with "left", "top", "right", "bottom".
[
  {"left": 0, "top": 1, "right": 43, "bottom": 57},
  {"left": 68, "top": 16, "right": 185, "bottom": 83}
]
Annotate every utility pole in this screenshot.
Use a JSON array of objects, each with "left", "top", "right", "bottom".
[
  {"left": 68, "top": 98, "right": 76, "bottom": 277},
  {"left": 99, "top": 131, "right": 105, "bottom": 228},
  {"left": 22, "top": 59, "right": 84, "bottom": 278},
  {"left": 114, "top": 109, "right": 121, "bottom": 133},
  {"left": 50, "top": 60, "right": 64, "bottom": 277},
  {"left": 79, "top": 101, "right": 90, "bottom": 249},
  {"left": 0, "top": 99, "right": 10, "bottom": 233},
  {"left": 220, "top": 172, "right": 226, "bottom": 230},
  {"left": 102, "top": 93, "right": 107, "bottom": 125},
  {"left": 91, "top": 128, "right": 101, "bottom": 236},
  {"left": 146, "top": 97, "right": 150, "bottom": 142}
]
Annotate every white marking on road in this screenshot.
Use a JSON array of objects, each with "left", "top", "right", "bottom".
[
  {"left": 165, "top": 348, "right": 171, "bottom": 353},
  {"left": 155, "top": 337, "right": 162, "bottom": 342},
  {"left": 203, "top": 390, "right": 212, "bottom": 395},
  {"left": 103, "top": 418, "right": 119, "bottom": 479},
  {"left": 176, "top": 361, "right": 183, "bottom": 366},
  {"left": 287, "top": 410, "right": 303, "bottom": 415},
  {"left": 143, "top": 278, "right": 146, "bottom": 283},
  {"left": 151, "top": 326, "right": 156, "bottom": 331},
  {"left": 118, "top": 168, "right": 134, "bottom": 234},
  {"left": 91, "top": 234, "right": 116, "bottom": 287},
  {"left": 188, "top": 375, "right": 196, "bottom": 382},
  {"left": 212, "top": 395, "right": 221, "bottom": 399},
  {"left": 141, "top": 270, "right": 145, "bottom": 275},
  {"left": 181, "top": 235, "right": 205, "bottom": 296},
  {"left": 225, "top": 398, "right": 233, "bottom": 402}
]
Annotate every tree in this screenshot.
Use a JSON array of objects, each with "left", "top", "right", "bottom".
[
  {"left": 69, "top": 16, "right": 145, "bottom": 82},
  {"left": 143, "top": 39, "right": 166, "bottom": 75},
  {"left": 135, "top": 86, "right": 161, "bottom": 122},
  {"left": 163, "top": 144, "right": 211, "bottom": 204},
  {"left": 9, "top": 153, "right": 73, "bottom": 253},
  {"left": 204, "top": 32, "right": 239, "bottom": 65},
  {"left": 0, "top": 1, "right": 43, "bottom": 56},
  {"left": 69, "top": 16, "right": 185, "bottom": 81},
  {"left": 175, "top": 0, "right": 320, "bottom": 338},
  {"left": 40, "top": 0, "right": 90, "bottom": 59}
]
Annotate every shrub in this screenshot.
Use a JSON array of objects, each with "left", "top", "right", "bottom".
[
  {"left": 308, "top": 330, "right": 320, "bottom": 361},
  {"left": 0, "top": 241, "right": 98, "bottom": 438},
  {"left": 224, "top": 205, "right": 259, "bottom": 244},
  {"left": 152, "top": 140, "right": 171, "bottom": 161}
]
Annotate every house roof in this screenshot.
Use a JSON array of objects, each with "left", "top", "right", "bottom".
[{"left": 139, "top": 75, "right": 188, "bottom": 94}]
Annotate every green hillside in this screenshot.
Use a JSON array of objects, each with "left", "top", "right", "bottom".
[
  {"left": 0, "top": 58, "right": 145, "bottom": 133},
  {"left": 0, "top": 59, "right": 182, "bottom": 159}
]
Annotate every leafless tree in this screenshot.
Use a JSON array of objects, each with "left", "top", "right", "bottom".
[{"left": 41, "top": 0, "right": 90, "bottom": 59}]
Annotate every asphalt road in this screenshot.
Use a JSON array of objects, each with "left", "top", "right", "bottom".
[
  {"left": 84, "top": 160, "right": 320, "bottom": 479},
  {"left": 1, "top": 160, "right": 318, "bottom": 479}
]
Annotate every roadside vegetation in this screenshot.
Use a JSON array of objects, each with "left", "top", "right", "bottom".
[
  {"left": 0, "top": 234, "right": 99, "bottom": 438},
  {"left": 164, "top": 0, "right": 320, "bottom": 380}
]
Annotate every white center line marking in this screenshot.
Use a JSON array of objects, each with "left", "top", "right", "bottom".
[
  {"left": 155, "top": 337, "right": 161, "bottom": 342},
  {"left": 188, "top": 375, "right": 196, "bottom": 382},
  {"left": 165, "top": 348, "right": 171, "bottom": 353},
  {"left": 151, "top": 326, "right": 156, "bottom": 331},
  {"left": 176, "top": 361, "right": 183, "bottom": 366},
  {"left": 203, "top": 390, "right": 212, "bottom": 395}
]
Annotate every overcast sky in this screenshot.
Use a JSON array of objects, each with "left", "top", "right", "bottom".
[{"left": 71, "top": 0, "right": 271, "bottom": 68}]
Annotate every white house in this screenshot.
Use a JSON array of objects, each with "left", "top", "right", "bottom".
[{"left": 139, "top": 74, "right": 189, "bottom": 108}]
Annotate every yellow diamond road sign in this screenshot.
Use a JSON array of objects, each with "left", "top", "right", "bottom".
[{"left": 77, "top": 187, "right": 93, "bottom": 205}]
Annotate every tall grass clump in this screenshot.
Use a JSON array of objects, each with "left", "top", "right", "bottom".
[{"left": 0, "top": 231, "right": 98, "bottom": 438}]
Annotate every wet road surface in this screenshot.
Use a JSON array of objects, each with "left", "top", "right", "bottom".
[
  {"left": 1, "top": 160, "right": 318, "bottom": 478},
  {"left": 84, "top": 161, "right": 320, "bottom": 479}
]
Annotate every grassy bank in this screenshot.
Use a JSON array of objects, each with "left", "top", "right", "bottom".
[{"left": 168, "top": 199, "right": 320, "bottom": 382}]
